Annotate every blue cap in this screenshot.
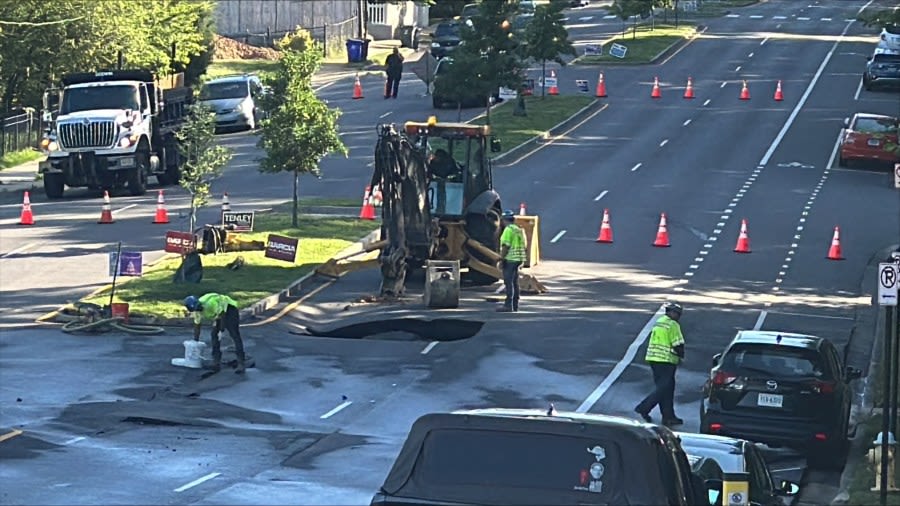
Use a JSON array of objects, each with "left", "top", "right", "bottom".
[
  {"left": 502, "top": 209, "right": 516, "bottom": 220},
  {"left": 183, "top": 295, "right": 199, "bottom": 311}
]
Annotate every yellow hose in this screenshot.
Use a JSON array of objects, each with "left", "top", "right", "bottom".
[{"left": 61, "top": 317, "right": 166, "bottom": 335}]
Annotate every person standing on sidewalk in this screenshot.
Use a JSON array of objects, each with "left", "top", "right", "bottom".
[
  {"left": 634, "top": 302, "right": 686, "bottom": 426},
  {"left": 184, "top": 293, "right": 247, "bottom": 374},
  {"left": 384, "top": 48, "right": 404, "bottom": 99},
  {"left": 497, "top": 210, "right": 527, "bottom": 312}
]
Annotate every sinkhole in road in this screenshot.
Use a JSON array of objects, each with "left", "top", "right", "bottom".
[{"left": 304, "top": 318, "right": 484, "bottom": 342}]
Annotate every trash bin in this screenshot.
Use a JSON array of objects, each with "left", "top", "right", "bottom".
[
  {"left": 346, "top": 38, "right": 365, "bottom": 63},
  {"left": 398, "top": 26, "right": 419, "bottom": 49}
]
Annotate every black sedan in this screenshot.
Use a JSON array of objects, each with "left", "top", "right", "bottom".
[
  {"left": 699, "top": 331, "right": 861, "bottom": 470},
  {"left": 429, "top": 21, "right": 462, "bottom": 59},
  {"left": 678, "top": 432, "right": 800, "bottom": 506}
]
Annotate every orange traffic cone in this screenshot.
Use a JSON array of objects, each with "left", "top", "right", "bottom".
[
  {"left": 773, "top": 80, "right": 784, "bottom": 101},
  {"left": 651, "top": 76, "right": 662, "bottom": 99},
  {"left": 740, "top": 80, "right": 750, "bottom": 100},
  {"left": 359, "top": 185, "right": 375, "bottom": 220},
  {"left": 595, "top": 72, "right": 607, "bottom": 98},
  {"left": 352, "top": 73, "right": 364, "bottom": 100},
  {"left": 827, "top": 226, "right": 844, "bottom": 260},
  {"left": 653, "top": 213, "right": 670, "bottom": 247},
  {"left": 519, "top": 202, "right": 527, "bottom": 216},
  {"left": 222, "top": 192, "right": 231, "bottom": 212},
  {"left": 548, "top": 70, "right": 559, "bottom": 95},
  {"left": 152, "top": 190, "right": 169, "bottom": 224},
  {"left": 98, "top": 191, "right": 114, "bottom": 224},
  {"left": 733, "top": 219, "right": 751, "bottom": 253},
  {"left": 596, "top": 208, "right": 613, "bottom": 243},
  {"left": 18, "top": 191, "right": 34, "bottom": 226},
  {"left": 683, "top": 77, "right": 695, "bottom": 99}
]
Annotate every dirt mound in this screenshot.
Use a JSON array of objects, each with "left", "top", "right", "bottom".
[{"left": 213, "top": 35, "right": 282, "bottom": 61}]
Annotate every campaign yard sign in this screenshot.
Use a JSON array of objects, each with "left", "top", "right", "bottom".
[
  {"left": 222, "top": 211, "right": 254, "bottom": 232},
  {"left": 164, "top": 231, "right": 196, "bottom": 254},
  {"left": 109, "top": 251, "right": 143, "bottom": 277},
  {"left": 265, "top": 234, "right": 299, "bottom": 263}
]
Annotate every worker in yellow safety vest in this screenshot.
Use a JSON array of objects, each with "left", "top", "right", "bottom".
[
  {"left": 184, "top": 293, "right": 247, "bottom": 374},
  {"left": 497, "top": 210, "right": 527, "bottom": 312},
  {"left": 634, "top": 302, "right": 685, "bottom": 426}
]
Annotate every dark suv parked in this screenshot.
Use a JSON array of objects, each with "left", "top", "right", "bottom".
[
  {"left": 864, "top": 52, "right": 900, "bottom": 91},
  {"left": 699, "top": 331, "right": 861, "bottom": 469},
  {"left": 371, "top": 408, "right": 713, "bottom": 506}
]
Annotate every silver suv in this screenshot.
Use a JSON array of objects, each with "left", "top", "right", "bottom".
[{"left": 198, "top": 74, "right": 266, "bottom": 131}]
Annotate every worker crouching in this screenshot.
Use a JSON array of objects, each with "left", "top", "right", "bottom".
[{"left": 183, "top": 293, "right": 247, "bottom": 374}]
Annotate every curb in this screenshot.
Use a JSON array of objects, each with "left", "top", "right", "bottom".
[
  {"left": 831, "top": 242, "right": 900, "bottom": 505},
  {"left": 571, "top": 25, "right": 705, "bottom": 66},
  {"left": 491, "top": 98, "right": 603, "bottom": 165}
]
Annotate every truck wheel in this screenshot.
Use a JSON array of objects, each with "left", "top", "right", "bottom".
[
  {"left": 128, "top": 149, "right": 149, "bottom": 196},
  {"left": 156, "top": 165, "right": 180, "bottom": 186},
  {"left": 43, "top": 173, "right": 65, "bottom": 199},
  {"left": 464, "top": 207, "right": 502, "bottom": 285}
]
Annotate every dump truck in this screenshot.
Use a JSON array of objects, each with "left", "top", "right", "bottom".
[
  {"left": 318, "top": 116, "right": 545, "bottom": 297},
  {"left": 38, "top": 70, "right": 191, "bottom": 198}
]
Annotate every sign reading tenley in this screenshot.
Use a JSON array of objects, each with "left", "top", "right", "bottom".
[
  {"left": 222, "top": 211, "right": 254, "bottom": 232},
  {"left": 265, "top": 234, "right": 299, "bottom": 263},
  {"left": 877, "top": 262, "right": 898, "bottom": 306}
]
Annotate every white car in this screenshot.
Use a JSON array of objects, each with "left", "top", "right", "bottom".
[{"left": 879, "top": 25, "right": 900, "bottom": 50}]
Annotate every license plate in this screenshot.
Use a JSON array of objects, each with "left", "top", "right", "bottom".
[
  {"left": 758, "top": 393, "right": 783, "bottom": 408},
  {"left": 868, "top": 139, "right": 881, "bottom": 146},
  {"left": 118, "top": 157, "right": 135, "bottom": 168}
]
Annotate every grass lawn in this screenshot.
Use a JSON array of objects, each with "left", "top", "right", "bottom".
[
  {"left": 205, "top": 59, "right": 279, "bottom": 80},
  {"left": 80, "top": 210, "right": 379, "bottom": 319},
  {"left": 298, "top": 197, "right": 359, "bottom": 207},
  {"left": 0, "top": 149, "right": 43, "bottom": 170},
  {"left": 846, "top": 413, "right": 900, "bottom": 505},
  {"left": 471, "top": 95, "right": 595, "bottom": 155},
  {"left": 578, "top": 24, "right": 697, "bottom": 64}
]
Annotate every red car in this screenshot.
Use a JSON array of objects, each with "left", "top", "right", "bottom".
[{"left": 838, "top": 112, "right": 900, "bottom": 168}]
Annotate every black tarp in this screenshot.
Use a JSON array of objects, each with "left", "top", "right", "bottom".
[{"left": 378, "top": 412, "right": 687, "bottom": 506}]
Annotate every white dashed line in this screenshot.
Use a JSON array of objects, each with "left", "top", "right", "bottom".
[
  {"left": 726, "top": 14, "right": 740, "bottom": 18},
  {"left": 797, "top": 17, "right": 810, "bottom": 21},
  {"left": 594, "top": 190, "right": 608, "bottom": 201},
  {"left": 111, "top": 204, "right": 136, "bottom": 215},
  {"left": 2, "top": 242, "right": 37, "bottom": 258},
  {"left": 750, "top": 15, "right": 763, "bottom": 19},
  {"left": 630, "top": 163, "right": 642, "bottom": 172},
  {"left": 659, "top": 139, "right": 669, "bottom": 147},
  {"left": 753, "top": 310, "right": 768, "bottom": 330},
  {"left": 773, "top": 16, "right": 787, "bottom": 20},
  {"left": 578, "top": 16, "right": 593, "bottom": 21},
  {"left": 320, "top": 400, "right": 352, "bottom": 419},
  {"left": 550, "top": 230, "right": 567, "bottom": 243},
  {"left": 703, "top": 99, "right": 711, "bottom": 106},
  {"left": 63, "top": 436, "right": 86, "bottom": 446},
  {"left": 603, "top": 14, "right": 617, "bottom": 19},
  {"left": 821, "top": 17, "right": 832, "bottom": 21},
  {"left": 748, "top": 52, "right": 754, "bottom": 58},
  {"left": 379, "top": 111, "right": 392, "bottom": 118},
  {"left": 776, "top": 24, "right": 782, "bottom": 29},
  {"left": 683, "top": 119, "right": 692, "bottom": 126},
  {"left": 735, "top": 66, "right": 742, "bottom": 72},
  {"left": 174, "top": 473, "right": 222, "bottom": 493},
  {"left": 421, "top": 341, "right": 439, "bottom": 355},
  {"left": 760, "top": 38, "right": 768, "bottom": 45},
  {"left": 721, "top": 81, "right": 728, "bottom": 88}
]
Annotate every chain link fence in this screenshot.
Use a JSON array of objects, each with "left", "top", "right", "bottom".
[
  {"left": 1, "top": 109, "right": 41, "bottom": 157},
  {"left": 220, "top": 16, "right": 359, "bottom": 59}
]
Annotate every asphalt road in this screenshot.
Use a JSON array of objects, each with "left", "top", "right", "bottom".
[{"left": 2, "top": 0, "right": 899, "bottom": 504}]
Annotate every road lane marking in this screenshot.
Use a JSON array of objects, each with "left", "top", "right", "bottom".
[
  {"left": 760, "top": 37, "right": 769, "bottom": 45},
  {"left": 753, "top": 310, "right": 768, "bottom": 330},
  {"left": 826, "top": 131, "right": 842, "bottom": 169},
  {"left": 735, "top": 65, "right": 742, "bottom": 71},
  {"left": 821, "top": 17, "right": 832, "bottom": 21},
  {"left": 720, "top": 81, "right": 727, "bottom": 88},
  {"left": 320, "top": 400, "right": 352, "bottom": 419},
  {"left": 748, "top": 52, "right": 754, "bottom": 58},
  {"left": 683, "top": 119, "right": 692, "bottom": 126},
  {"left": 776, "top": 24, "right": 782, "bottom": 29},
  {"left": 64, "top": 436, "right": 85, "bottom": 445},
  {"left": 726, "top": 14, "right": 740, "bottom": 18},
  {"left": 773, "top": 16, "right": 787, "bottom": 20},
  {"left": 379, "top": 111, "right": 392, "bottom": 118},
  {"left": 421, "top": 341, "right": 439, "bottom": 354},
  {"left": 2, "top": 242, "right": 37, "bottom": 258},
  {"left": 659, "top": 139, "right": 668, "bottom": 147},
  {"left": 797, "top": 17, "right": 810, "bottom": 21},
  {"left": 174, "top": 472, "right": 221, "bottom": 492},
  {"left": 853, "top": 76, "right": 863, "bottom": 100},
  {"left": 0, "top": 429, "right": 23, "bottom": 443},
  {"left": 594, "top": 190, "right": 608, "bottom": 201},
  {"left": 630, "top": 163, "right": 642, "bottom": 172},
  {"left": 500, "top": 103, "right": 609, "bottom": 166},
  {"left": 550, "top": 230, "right": 567, "bottom": 243},
  {"left": 749, "top": 15, "right": 763, "bottom": 19},
  {"left": 703, "top": 99, "right": 711, "bottom": 106},
  {"left": 576, "top": 304, "right": 666, "bottom": 412},
  {"left": 759, "top": 11, "right": 863, "bottom": 167},
  {"left": 603, "top": 14, "right": 617, "bottom": 19},
  {"left": 111, "top": 204, "right": 136, "bottom": 215},
  {"left": 578, "top": 16, "right": 593, "bottom": 21}
]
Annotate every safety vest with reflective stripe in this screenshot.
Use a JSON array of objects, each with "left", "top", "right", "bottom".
[{"left": 644, "top": 315, "right": 685, "bottom": 365}]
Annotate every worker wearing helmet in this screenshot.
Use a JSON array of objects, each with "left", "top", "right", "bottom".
[
  {"left": 634, "top": 302, "right": 685, "bottom": 426},
  {"left": 183, "top": 293, "right": 247, "bottom": 374},
  {"left": 497, "top": 210, "right": 527, "bottom": 312}
]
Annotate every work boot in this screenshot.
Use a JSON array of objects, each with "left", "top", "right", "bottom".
[
  {"left": 234, "top": 357, "right": 246, "bottom": 375},
  {"left": 663, "top": 417, "right": 684, "bottom": 427}
]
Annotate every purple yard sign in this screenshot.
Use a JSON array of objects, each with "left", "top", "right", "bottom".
[
  {"left": 109, "top": 251, "right": 143, "bottom": 277},
  {"left": 265, "top": 234, "right": 299, "bottom": 263}
]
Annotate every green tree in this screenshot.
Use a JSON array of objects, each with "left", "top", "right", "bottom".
[
  {"left": 257, "top": 28, "right": 348, "bottom": 228},
  {"left": 176, "top": 103, "right": 232, "bottom": 234},
  {"left": 523, "top": 2, "right": 575, "bottom": 98},
  {"left": 857, "top": 9, "right": 900, "bottom": 30},
  {"left": 609, "top": 0, "right": 654, "bottom": 39}
]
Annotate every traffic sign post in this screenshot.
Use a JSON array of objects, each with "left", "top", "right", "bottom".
[
  {"left": 878, "top": 263, "right": 898, "bottom": 306},
  {"left": 877, "top": 260, "right": 900, "bottom": 505}
]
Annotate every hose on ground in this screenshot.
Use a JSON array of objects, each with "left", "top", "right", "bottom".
[{"left": 61, "top": 317, "right": 166, "bottom": 335}]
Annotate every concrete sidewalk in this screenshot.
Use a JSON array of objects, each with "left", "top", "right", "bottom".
[{"left": 0, "top": 158, "right": 42, "bottom": 194}]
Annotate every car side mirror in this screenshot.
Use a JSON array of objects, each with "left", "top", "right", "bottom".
[
  {"left": 490, "top": 137, "right": 502, "bottom": 153},
  {"left": 845, "top": 366, "right": 862, "bottom": 381},
  {"left": 778, "top": 479, "right": 800, "bottom": 496},
  {"left": 843, "top": 117, "right": 850, "bottom": 127},
  {"left": 712, "top": 353, "right": 722, "bottom": 366}
]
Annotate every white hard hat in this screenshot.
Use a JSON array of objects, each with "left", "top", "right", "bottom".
[{"left": 873, "top": 431, "right": 897, "bottom": 445}]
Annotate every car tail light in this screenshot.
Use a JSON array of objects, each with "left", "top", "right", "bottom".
[
  {"left": 712, "top": 371, "right": 737, "bottom": 386},
  {"left": 809, "top": 380, "right": 836, "bottom": 394},
  {"left": 709, "top": 423, "right": 723, "bottom": 432},
  {"left": 815, "top": 433, "right": 827, "bottom": 441}
]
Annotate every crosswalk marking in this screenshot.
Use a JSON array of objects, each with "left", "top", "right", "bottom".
[
  {"left": 726, "top": 14, "right": 740, "bottom": 18},
  {"left": 773, "top": 15, "right": 787, "bottom": 19},
  {"left": 749, "top": 15, "right": 763, "bottom": 19},
  {"left": 603, "top": 14, "right": 617, "bottom": 19},
  {"left": 797, "top": 17, "right": 811, "bottom": 20},
  {"left": 821, "top": 17, "right": 832, "bottom": 21}
]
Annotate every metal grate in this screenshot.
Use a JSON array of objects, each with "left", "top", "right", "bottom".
[{"left": 58, "top": 120, "right": 116, "bottom": 149}]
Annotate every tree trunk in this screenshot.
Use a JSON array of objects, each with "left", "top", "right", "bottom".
[
  {"left": 292, "top": 169, "right": 299, "bottom": 228},
  {"left": 541, "top": 60, "right": 546, "bottom": 98}
]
